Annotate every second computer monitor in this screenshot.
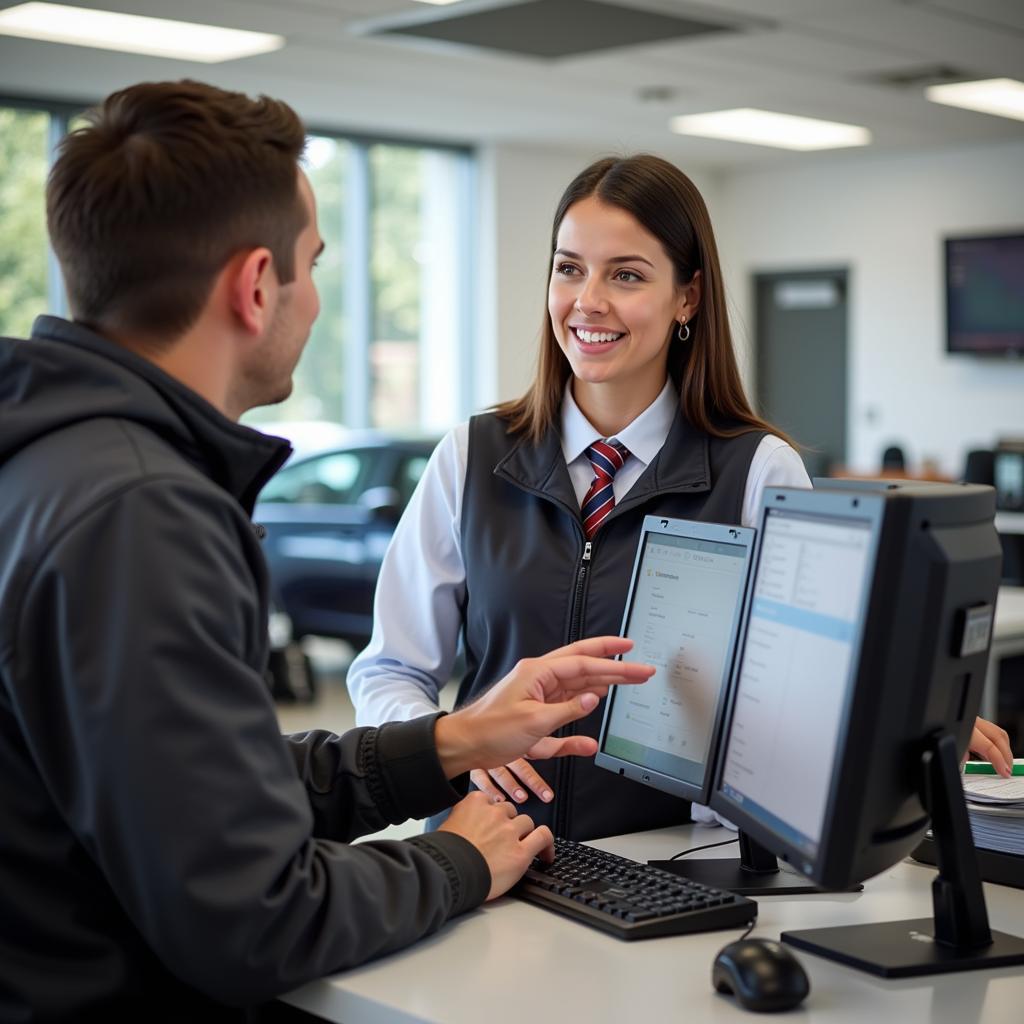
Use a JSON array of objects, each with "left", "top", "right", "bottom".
[
  {"left": 710, "top": 483, "right": 1001, "bottom": 890},
  {"left": 595, "top": 515, "right": 754, "bottom": 806},
  {"left": 713, "top": 493, "right": 878, "bottom": 875}
]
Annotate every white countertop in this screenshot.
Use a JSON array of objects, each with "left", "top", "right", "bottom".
[
  {"left": 995, "top": 512, "right": 1024, "bottom": 536},
  {"left": 281, "top": 825, "right": 1024, "bottom": 1024},
  {"left": 994, "top": 586, "right": 1024, "bottom": 641}
]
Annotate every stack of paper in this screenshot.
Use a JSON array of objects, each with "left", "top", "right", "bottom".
[{"left": 963, "top": 766, "right": 1024, "bottom": 857}]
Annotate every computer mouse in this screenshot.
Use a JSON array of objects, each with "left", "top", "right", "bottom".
[{"left": 712, "top": 938, "right": 810, "bottom": 1013}]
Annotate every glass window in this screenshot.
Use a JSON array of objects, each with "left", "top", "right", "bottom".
[
  {"left": 0, "top": 106, "right": 50, "bottom": 337},
  {"left": 370, "top": 144, "right": 421, "bottom": 430},
  {"left": 369, "top": 144, "right": 471, "bottom": 432},
  {"left": 246, "top": 135, "right": 351, "bottom": 431},
  {"left": 8, "top": 103, "right": 473, "bottom": 438},
  {"left": 245, "top": 136, "right": 471, "bottom": 437}
]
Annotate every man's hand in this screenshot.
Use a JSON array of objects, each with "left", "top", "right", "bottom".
[
  {"left": 438, "top": 791, "right": 553, "bottom": 900},
  {"left": 967, "top": 716, "right": 1014, "bottom": 777},
  {"left": 434, "top": 636, "right": 654, "bottom": 780}
]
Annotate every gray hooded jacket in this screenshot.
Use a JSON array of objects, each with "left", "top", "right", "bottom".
[{"left": 0, "top": 317, "right": 488, "bottom": 1020}]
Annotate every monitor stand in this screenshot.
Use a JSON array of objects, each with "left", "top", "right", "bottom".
[
  {"left": 782, "top": 731, "right": 1024, "bottom": 977},
  {"left": 648, "top": 830, "right": 861, "bottom": 897}
]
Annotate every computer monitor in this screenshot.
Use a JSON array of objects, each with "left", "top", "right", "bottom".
[
  {"left": 596, "top": 515, "right": 753, "bottom": 804},
  {"left": 596, "top": 515, "right": 832, "bottom": 896},
  {"left": 994, "top": 448, "right": 1024, "bottom": 511},
  {"left": 945, "top": 232, "right": 1024, "bottom": 357},
  {"left": 710, "top": 481, "right": 1024, "bottom": 976}
]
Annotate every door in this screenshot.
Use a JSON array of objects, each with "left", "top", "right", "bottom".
[{"left": 755, "top": 269, "right": 848, "bottom": 481}]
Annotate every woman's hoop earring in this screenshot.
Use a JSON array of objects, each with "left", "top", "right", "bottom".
[{"left": 677, "top": 320, "right": 691, "bottom": 343}]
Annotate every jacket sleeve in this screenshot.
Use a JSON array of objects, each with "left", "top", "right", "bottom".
[
  {"left": 12, "top": 476, "right": 489, "bottom": 1005},
  {"left": 282, "top": 714, "right": 472, "bottom": 840}
]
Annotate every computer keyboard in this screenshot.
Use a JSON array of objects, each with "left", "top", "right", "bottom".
[{"left": 512, "top": 837, "right": 757, "bottom": 940}]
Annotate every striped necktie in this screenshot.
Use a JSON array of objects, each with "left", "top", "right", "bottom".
[{"left": 581, "top": 440, "right": 629, "bottom": 540}]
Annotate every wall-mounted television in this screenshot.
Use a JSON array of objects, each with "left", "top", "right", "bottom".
[{"left": 946, "top": 232, "right": 1024, "bottom": 356}]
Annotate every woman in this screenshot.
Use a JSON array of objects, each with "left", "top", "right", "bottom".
[{"left": 347, "top": 155, "right": 1013, "bottom": 841}]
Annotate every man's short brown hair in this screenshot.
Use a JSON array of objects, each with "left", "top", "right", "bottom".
[{"left": 47, "top": 80, "right": 307, "bottom": 341}]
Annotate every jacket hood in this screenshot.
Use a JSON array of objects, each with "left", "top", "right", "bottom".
[{"left": 0, "top": 316, "right": 292, "bottom": 511}]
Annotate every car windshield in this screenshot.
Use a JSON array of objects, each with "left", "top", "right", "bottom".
[{"left": 259, "top": 451, "right": 370, "bottom": 505}]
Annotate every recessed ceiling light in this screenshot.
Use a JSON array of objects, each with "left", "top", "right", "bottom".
[
  {"left": 669, "top": 108, "right": 871, "bottom": 151},
  {"left": 926, "top": 78, "right": 1024, "bottom": 123},
  {"left": 0, "top": 3, "right": 284, "bottom": 63},
  {"left": 411, "top": 1, "right": 464, "bottom": 5}
]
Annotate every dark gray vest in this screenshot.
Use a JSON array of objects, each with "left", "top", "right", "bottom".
[{"left": 458, "top": 409, "right": 765, "bottom": 840}]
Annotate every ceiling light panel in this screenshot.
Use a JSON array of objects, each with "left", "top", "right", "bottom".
[
  {"left": 670, "top": 108, "right": 872, "bottom": 151},
  {"left": 0, "top": 3, "right": 284, "bottom": 63},
  {"left": 926, "top": 79, "right": 1024, "bottom": 123}
]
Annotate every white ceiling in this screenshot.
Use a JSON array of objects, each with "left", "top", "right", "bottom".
[{"left": 1, "top": 0, "right": 1023, "bottom": 169}]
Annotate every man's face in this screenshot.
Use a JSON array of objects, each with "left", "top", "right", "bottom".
[{"left": 244, "top": 170, "right": 323, "bottom": 409}]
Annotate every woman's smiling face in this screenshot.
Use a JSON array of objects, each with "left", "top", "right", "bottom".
[{"left": 548, "top": 195, "right": 689, "bottom": 404}]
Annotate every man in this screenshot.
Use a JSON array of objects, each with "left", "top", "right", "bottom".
[{"left": 0, "top": 81, "right": 653, "bottom": 1018}]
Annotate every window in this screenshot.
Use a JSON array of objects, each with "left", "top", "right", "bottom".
[
  {"left": 0, "top": 104, "right": 53, "bottom": 337},
  {"left": 369, "top": 144, "right": 472, "bottom": 432},
  {"left": 246, "top": 135, "right": 474, "bottom": 436},
  {"left": 0, "top": 98, "right": 474, "bottom": 435},
  {"left": 247, "top": 135, "right": 351, "bottom": 429}
]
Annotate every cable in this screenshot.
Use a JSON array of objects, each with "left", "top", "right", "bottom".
[
  {"left": 668, "top": 837, "right": 738, "bottom": 861},
  {"left": 666, "top": 837, "right": 752, "bottom": 944}
]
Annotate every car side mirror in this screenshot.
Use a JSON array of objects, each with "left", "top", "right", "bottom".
[{"left": 359, "top": 485, "right": 402, "bottom": 524}]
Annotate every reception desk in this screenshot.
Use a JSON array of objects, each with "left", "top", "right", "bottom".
[{"left": 281, "top": 824, "right": 1024, "bottom": 1024}]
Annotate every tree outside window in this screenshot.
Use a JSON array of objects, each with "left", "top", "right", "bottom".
[{"left": 0, "top": 106, "right": 49, "bottom": 338}]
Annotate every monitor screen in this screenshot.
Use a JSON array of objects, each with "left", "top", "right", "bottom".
[
  {"left": 711, "top": 483, "right": 1001, "bottom": 893},
  {"left": 597, "top": 517, "right": 752, "bottom": 803},
  {"left": 946, "top": 233, "right": 1024, "bottom": 355},
  {"left": 994, "top": 450, "right": 1024, "bottom": 511},
  {"left": 717, "top": 506, "right": 874, "bottom": 862}
]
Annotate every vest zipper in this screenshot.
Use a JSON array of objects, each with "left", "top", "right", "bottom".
[
  {"left": 555, "top": 538, "right": 592, "bottom": 838},
  {"left": 568, "top": 540, "right": 592, "bottom": 642}
]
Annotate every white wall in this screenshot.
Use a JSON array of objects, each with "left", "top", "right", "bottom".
[
  {"left": 715, "top": 140, "right": 1024, "bottom": 477},
  {"left": 475, "top": 143, "right": 721, "bottom": 410}
]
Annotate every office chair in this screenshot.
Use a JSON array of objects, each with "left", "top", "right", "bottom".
[
  {"left": 963, "top": 450, "right": 995, "bottom": 486},
  {"left": 881, "top": 445, "right": 906, "bottom": 471}
]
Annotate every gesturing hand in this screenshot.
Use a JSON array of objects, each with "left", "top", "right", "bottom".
[{"left": 434, "top": 636, "right": 654, "bottom": 780}]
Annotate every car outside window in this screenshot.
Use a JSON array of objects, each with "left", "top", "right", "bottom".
[
  {"left": 396, "top": 455, "right": 429, "bottom": 506},
  {"left": 260, "top": 452, "right": 368, "bottom": 505}
]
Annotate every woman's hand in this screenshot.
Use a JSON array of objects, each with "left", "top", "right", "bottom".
[
  {"left": 966, "top": 716, "right": 1014, "bottom": 777},
  {"left": 471, "top": 759, "right": 554, "bottom": 804}
]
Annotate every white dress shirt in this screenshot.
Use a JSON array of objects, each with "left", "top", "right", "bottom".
[
  {"left": 348, "top": 380, "right": 810, "bottom": 726},
  {"left": 347, "top": 382, "right": 810, "bottom": 826}
]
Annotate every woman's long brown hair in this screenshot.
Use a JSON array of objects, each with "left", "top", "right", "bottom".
[{"left": 494, "top": 154, "right": 796, "bottom": 449}]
